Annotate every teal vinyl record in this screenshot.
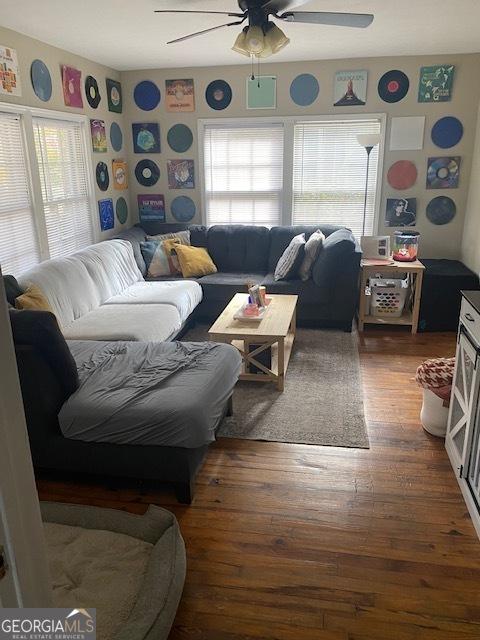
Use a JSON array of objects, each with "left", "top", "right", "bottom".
[
  {"left": 30, "top": 59, "right": 52, "bottom": 102},
  {"left": 116, "top": 197, "right": 128, "bottom": 224},
  {"left": 110, "top": 122, "right": 123, "bottom": 152},
  {"left": 167, "top": 124, "right": 193, "bottom": 152},
  {"left": 171, "top": 196, "right": 196, "bottom": 222}
]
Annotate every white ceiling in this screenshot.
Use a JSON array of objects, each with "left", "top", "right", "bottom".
[{"left": 2, "top": 0, "right": 480, "bottom": 70}]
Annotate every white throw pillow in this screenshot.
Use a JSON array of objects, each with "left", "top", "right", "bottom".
[
  {"left": 299, "top": 229, "right": 326, "bottom": 281},
  {"left": 274, "top": 233, "right": 306, "bottom": 281}
]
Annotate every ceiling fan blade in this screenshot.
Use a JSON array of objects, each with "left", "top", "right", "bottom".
[
  {"left": 167, "top": 20, "right": 245, "bottom": 45},
  {"left": 155, "top": 10, "right": 245, "bottom": 17},
  {"left": 278, "top": 11, "right": 374, "bottom": 28},
  {"left": 260, "top": 0, "right": 309, "bottom": 12}
]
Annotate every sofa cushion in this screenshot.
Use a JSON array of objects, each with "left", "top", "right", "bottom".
[
  {"left": 63, "top": 304, "right": 182, "bottom": 342},
  {"left": 299, "top": 229, "right": 325, "bottom": 281},
  {"left": 15, "top": 285, "right": 54, "bottom": 313},
  {"left": 268, "top": 225, "right": 346, "bottom": 273},
  {"left": 9, "top": 308, "right": 79, "bottom": 398},
  {"left": 312, "top": 228, "right": 357, "bottom": 294},
  {"left": 174, "top": 245, "right": 217, "bottom": 278},
  {"left": 261, "top": 274, "right": 324, "bottom": 306},
  {"left": 141, "top": 239, "right": 178, "bottom": 278},
  {"left": 207, "top": 225, "right": 270, "bottom": 273},
  {"left": 197, "top": 272, "right": 264, "bottom": 302},
  {"left": 104, "top": 281, "right": 202, "bottom": 323},
  {"left": 274, "top": 233, "right": 306, "bottom": 281}
]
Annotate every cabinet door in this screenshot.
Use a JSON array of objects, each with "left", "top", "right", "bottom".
[{"left": 446, "top": 329, "right": 480, "bottom": 475}]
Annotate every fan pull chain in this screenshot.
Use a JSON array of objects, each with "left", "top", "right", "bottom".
[
  {"left": 257, "top": 57, "right": 260, "bottom": 87},
  {"left": 250, "top": 54, "right": 255, "bottom": 80}
]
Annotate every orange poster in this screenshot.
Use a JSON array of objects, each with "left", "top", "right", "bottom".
[{"left": 165, "top": 79, "right": 195, "bottom": 112}]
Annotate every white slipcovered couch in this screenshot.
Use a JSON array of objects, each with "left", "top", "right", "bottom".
[{"left": 19, "top": 240, "right": 202, "bottom": 342}]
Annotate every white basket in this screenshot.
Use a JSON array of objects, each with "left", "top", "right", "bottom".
[{"left": 370, "top": 277, "right": 409, "bottom": 318}]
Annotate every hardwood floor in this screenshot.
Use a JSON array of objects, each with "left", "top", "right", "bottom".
[{"left": 37, "top": 329, "right": 480, "bottom": 639}]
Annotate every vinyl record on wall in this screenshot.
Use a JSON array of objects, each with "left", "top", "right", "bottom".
[
  {"left": 171, "top": 196, "right": 196, "bottom": 222},
  {"left": 426, "top": 156, "right": 460, "bottom": 189},
  {"left": 289, "top": 74, "right": 319, "bottom": 106},
  {"left": 431, "top": 116, "right": 464, "bottom": 149},
  {"left": 85, "top": 75, "right": 101, "bottom": 108},
  {"left": 387, "top": 160, "right": 418, "bottom": 190},
  {"left": 426, "top": 196, "right": 456, "bottom": 225},
  {"left": 135, "top": 159, "right": 160, "bottom": 186},
  {"left": 96, "top": 161, "right": 109, "bottom": 191},
  {"left": 378, "top": 70, "right": 410, "bottom": 103},
  {"left": 205, "top": 79, "right": 232, "bottom": 110},
  {"left": 30, "top": 59, "right": 52, "bottom": 102},
  {"left": 106, "top": 78, "right": 122, "bottom": 113},
  {"left": 110, "top": 122, "right": 123, "bottom": 152},
  {"left": 167, "top": 124, "right": 193, "bottom": 153},
  {"left": 134, "top": 80, "right": 161, "bottom": 111},
  {"left": 116, "top": 197, "right": 128, "bottom": 224}
]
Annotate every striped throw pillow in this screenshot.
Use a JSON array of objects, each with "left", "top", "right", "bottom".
[{"left": 274, "top": 233, "right": 306, "bottom": 281}]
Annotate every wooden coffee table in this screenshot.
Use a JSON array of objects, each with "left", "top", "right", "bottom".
[{"left": 208, "top": 293, "right": 297, "bottom": 391}]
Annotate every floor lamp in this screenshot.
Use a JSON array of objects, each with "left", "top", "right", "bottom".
[{"left": 357, "top": 134, "right": 381, "bottom": 236}]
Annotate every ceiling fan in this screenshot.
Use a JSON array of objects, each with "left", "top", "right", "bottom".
[{"left": 154, "top": 1, "right": 374, "bottom": 58}]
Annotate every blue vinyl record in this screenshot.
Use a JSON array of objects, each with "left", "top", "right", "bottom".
[
  {"left": 290, "top": 74, "right": 319, "bottom": 106},
  {"left": 134, "top": 80, "right": 161, "bottom": 111},
  {"left": 30, "top": 59, "right": 52, "bottom": 102},
  {"left": 110, "top": 122, "right": 123, "bottom": 152},
  {"left": 431, "top": 116, "right": 464, "bottom": 149},
  {"left": 426, "top": 196, "right": 456, "bottom": 225},
  {"left": 135, "top": 159, "right": 160, "bottom": 186},
  {"left": 167, "top": 124, "right": 193, "bottom": 152},
  {"left": 171, "top": 196, "right": 196, "bottom": 222}
]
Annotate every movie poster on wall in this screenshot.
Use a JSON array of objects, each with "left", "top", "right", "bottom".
[
  {"left": 138, "top": 194, "right": 166, "bottom": 223},
  {"left": 334, "top": 70, "right": 367, "bottom": 106},
  {"left": 0, "top": 45, "right": 21, "bottom": 96},
  {"left": 165, "top": 79, "right": 195, "bottom": 112}
]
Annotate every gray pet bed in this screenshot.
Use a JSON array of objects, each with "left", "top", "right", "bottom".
[{"left": 41, "top": 502, "right": 186, "bottom": 640}]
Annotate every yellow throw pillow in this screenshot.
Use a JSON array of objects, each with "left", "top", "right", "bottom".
[
  {"left": 15, "top": 285, "right": 53, "bottom": 313},
  {"left": 174, "top": 245, "right": 217, "bottom": 278}
]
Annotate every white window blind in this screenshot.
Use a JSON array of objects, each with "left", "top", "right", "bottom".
[
  {"left": 292, "top": 119, "right": 381, "bottom": 237},
  {"left": 33, "top": 117, "right": 94, "bottom": 259},
  {"left": 0, "top": 113, "right": 39, "bottom": 275},
  {"left": 204, "top": 123, "right": 284, "bottom": 226}
]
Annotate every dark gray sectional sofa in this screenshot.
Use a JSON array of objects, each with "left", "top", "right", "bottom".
[{"left": 117, "top": 222, "right": 362, "bottom": 331}]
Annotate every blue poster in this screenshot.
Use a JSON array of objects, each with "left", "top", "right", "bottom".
[
  {"left": 137, "top": 194, "right": 165, "bottom": 223},
  {"left": 98, "top": 198, "right": 114, "bottom": 231}
]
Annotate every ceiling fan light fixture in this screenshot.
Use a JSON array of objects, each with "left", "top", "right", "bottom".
[
  {"left": 264, "top": 22, "right": 290, "bottom": 55},
  {"left": 244, "top": 25, "right": 265, "bottom": 54},
  {"left": 231, "top": 27, "right": 250, "bottom": 57}
]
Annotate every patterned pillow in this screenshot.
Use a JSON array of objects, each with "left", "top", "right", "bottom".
[
  {"left": 299, "top": 229, "right": 326, "bottom": 281},
  {"left": 274, "top": 233, "right": 306, "bottom": 281},
  {"left": 141, "top": 231, "right": 191, "bottom": 278}
]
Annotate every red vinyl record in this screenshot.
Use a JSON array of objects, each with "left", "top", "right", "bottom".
[{"left": 387, "top": 160, "right": 418, "bottom": 190}]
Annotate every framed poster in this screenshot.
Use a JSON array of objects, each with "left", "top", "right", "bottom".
[
  {"left": 167, "top": 159, "right": 194, "bottom": 189},
  {"left": 132, "top": 122, "right": 160, "bottom": 153},
  {"left": 334, "top": 70, "right": 367, "bottom": 106},
  {"left": 138, "top": 194, "right": 165, "bottom": 223},
  {"left": 165, "top": 79, "right": 195, "bottom": 112},
  {"left": 0, "top": 45, "right": 21, "bottom": 96},
  {"left": 90, "top": 119, "right": 107, "bottom": 153},
  {"left": 112, "top": 159, "right": 128, "bottom": 190},
  {"left": 418, "top": 65, "right": 454, "bottom": 103},
  {"left": 98, "top": 198, "right": 114, "bottom": 231},
  {"left": 62, "top": 65, "right": 83, "bottom": 107},
  {"left": 385, "top": 198, "right": 417, "bottom": 227},
  {"left": 247, "top": 76, "right": 276, "bottom": 109}
]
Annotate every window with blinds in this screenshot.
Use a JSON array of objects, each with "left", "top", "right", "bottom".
[
  {"left": 0, "top": 113, "right": 39, "bottom": 275},
  {"left": 292, "top": 119, "right": 381, "bottom": 237},
  {"left": 203, "top": 123, "right": 284, "bottom": 226},
  {"left": 33, "top": 117, "right": 94, "bottom": 259}
]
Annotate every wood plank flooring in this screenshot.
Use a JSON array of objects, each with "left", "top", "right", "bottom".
[{"left": 37, "top": 329, "right": 480, "bottom": 639}]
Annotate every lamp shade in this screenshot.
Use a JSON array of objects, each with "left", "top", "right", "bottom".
[
  {"left": 357, "top": 133, "right": 381, "bottom": 148},
  {"left": 232, "top": 28, "right": 250, "bottom": 57},
  {"left": 232, "top": 22, "right": 290, "bottom": 58}
]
